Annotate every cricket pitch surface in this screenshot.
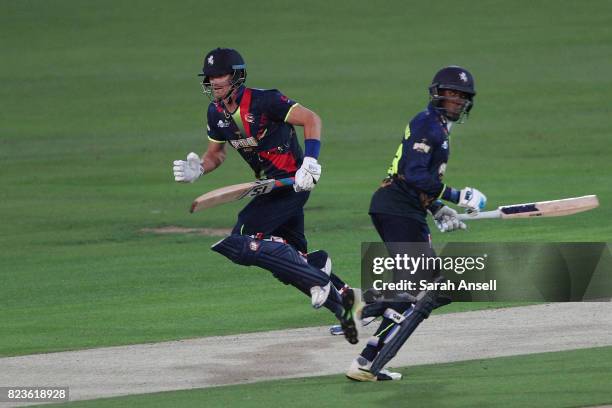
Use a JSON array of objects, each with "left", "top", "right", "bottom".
[{"left": 1, "top": 303, "right": 611, "bottom": 406}]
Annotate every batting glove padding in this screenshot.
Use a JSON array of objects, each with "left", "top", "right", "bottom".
[
  {"left": 294, "top": 157, "right": 321, "bottom": 192},
  {"left": 458, "top": 187, "right": 487, "bottom": 213},
  {"left": 433, "top": 205, "right": 466, "bottom": 233},
  {"left": 173, "top": 152, "right": 204, "bottom": 183}
]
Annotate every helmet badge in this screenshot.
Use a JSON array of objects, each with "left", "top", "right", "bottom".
[
  {"left": 208, "top": 55, "right": 214, "bottom": 65},
  {"left": 459, "top": 72, "right": 468, "bottom": 83}
]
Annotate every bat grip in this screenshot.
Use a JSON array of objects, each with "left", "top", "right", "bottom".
[
  {"left": 457, "top": 210, "right": 501, "bottom": 221},
  {"left": 274, "top": 177, "right": 296, "bottom": 187}
]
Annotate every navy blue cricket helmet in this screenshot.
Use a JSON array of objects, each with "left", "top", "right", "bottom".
[
  {"left": 429, "top": 66, "right": 476, "bottom": 122},
  {"left": 199, "top": 48, "right": 247, "bottom": 100}
]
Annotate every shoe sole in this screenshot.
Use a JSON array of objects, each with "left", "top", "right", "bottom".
[
  {"left": 345, "top": 369, "right": 377, "bottom": 382},
  {"left": 345, "top": 372, "right": 402, "bottom": 382}
]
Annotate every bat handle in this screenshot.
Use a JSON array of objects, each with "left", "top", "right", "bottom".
[
  {"left": 457, "top": 210, "right": 502, "bottom": 221},
  {"left": 274, "top": 177, "right": 295, "bottom": 187}
]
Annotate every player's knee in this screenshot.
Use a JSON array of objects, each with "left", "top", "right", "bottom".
[
  {"left": 211, "top": 234, "right": 295, "bottom": 267},
  {"left": 211, "top": 234, "right": 259, "bottom": 266},
  {"left": 306, "top": 250, "right": 331, "bottom": 275}
]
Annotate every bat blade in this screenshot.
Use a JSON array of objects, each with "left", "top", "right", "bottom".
[
  {"left": 499, "top": 195, "right": 599, "bottom": 219},
  {"left": 458, "top": 195, "right": 599, "bottom": 221},
  {"left": 190, "top": 177, "right": 294, "bottom": 213}
]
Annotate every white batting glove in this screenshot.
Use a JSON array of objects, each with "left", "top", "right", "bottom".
[
  {"left": 294, "top": 157, "right": 321, "bottom": 192},
  {"left": 432, "top": 206, "right": 467, "bottom": 233},
  {"left": 458, "top": 187, "right": 487, "bottom": 213},
  {"left": 173, "top": 152, "right": 204, "bottom": 183}
]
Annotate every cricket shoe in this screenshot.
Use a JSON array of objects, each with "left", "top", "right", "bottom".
[
  {"left": 339, "top": 288, "right": 363, "bottom": 345},
  {"left": 377, "top": 368, "right": 403, "bottom": 381},
  {"left": 310, "top": 282, "right": 331, "bottom": 309},
  {"left": 329, "top": 324, "right": 345, "bottom": 336},
  {"left": 346, "top": 357, "right": 403, "bottom": 382}
]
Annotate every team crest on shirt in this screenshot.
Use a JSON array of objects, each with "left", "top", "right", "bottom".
[
  {"left": 413, "top": 139, "right": 431, "bottom": 153},
  {"left": 217, "top": 119, "right": 230, "bottom": 128}
]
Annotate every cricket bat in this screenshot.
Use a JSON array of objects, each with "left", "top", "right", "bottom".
[
  {"left": 190, "top": 177, "right": 295, "bottom": 213},
  {"left": 457, "top": 195, "right": 599, "bottom": 221}
]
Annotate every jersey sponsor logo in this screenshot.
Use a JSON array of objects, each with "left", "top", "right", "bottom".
[
  {"left": 229, "top": 136, "right": 258, "bottom": 149},
  {"left": 413, "top": 141, "right": 431, "bottom": 154},
  {"left": 217, "top": 119, "right": 230, "bottom": 128}
]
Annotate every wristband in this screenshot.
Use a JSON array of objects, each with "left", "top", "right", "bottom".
[
  {"left": 304, "top": 139, "right": 321, "bottom": 159},
  {"left": 442, "top": 186, "right": 460, "bottom": 204}
]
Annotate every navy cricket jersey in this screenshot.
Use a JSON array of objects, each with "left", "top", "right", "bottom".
[
  {"left": 206, "top": 86, "right": 303, "bottom": 179},
  {"left": 369, "top": 104, "right": 454, "bottom": 220}
]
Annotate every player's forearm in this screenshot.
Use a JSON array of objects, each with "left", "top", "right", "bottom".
[
  {"left": 201, "top": 149, "right": 226, "bottom": 174},
  {"left": 303, "top": 111, "right": 322, "bottom": 141},
  {"left": 302, "top": 112, "right": 322, "bottom": 159}
]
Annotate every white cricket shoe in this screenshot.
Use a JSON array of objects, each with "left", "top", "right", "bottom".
[
  {"left": 310, "top": 281, "right": 331, "bottom": 309},
  {"left": 346, "top": 357, "right": 403, "bottom": 382}
]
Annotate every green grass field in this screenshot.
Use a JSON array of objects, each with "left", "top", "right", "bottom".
[
  {"left": 1, "top": 0, "right": 610, "bottom": 355},
  {"left": 32, "top": 347, "right": 612, "bottom": 408},
  {"left": 1, "top": 0, "right": 611, "bottom": 405}
]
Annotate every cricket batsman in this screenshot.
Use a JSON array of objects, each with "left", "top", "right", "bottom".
[
  {"left": 345, "top": 66, "right": 487, "bottom": 381},
  {"left": 172, "top": 48, "right": 360, "bottom": 344}
]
